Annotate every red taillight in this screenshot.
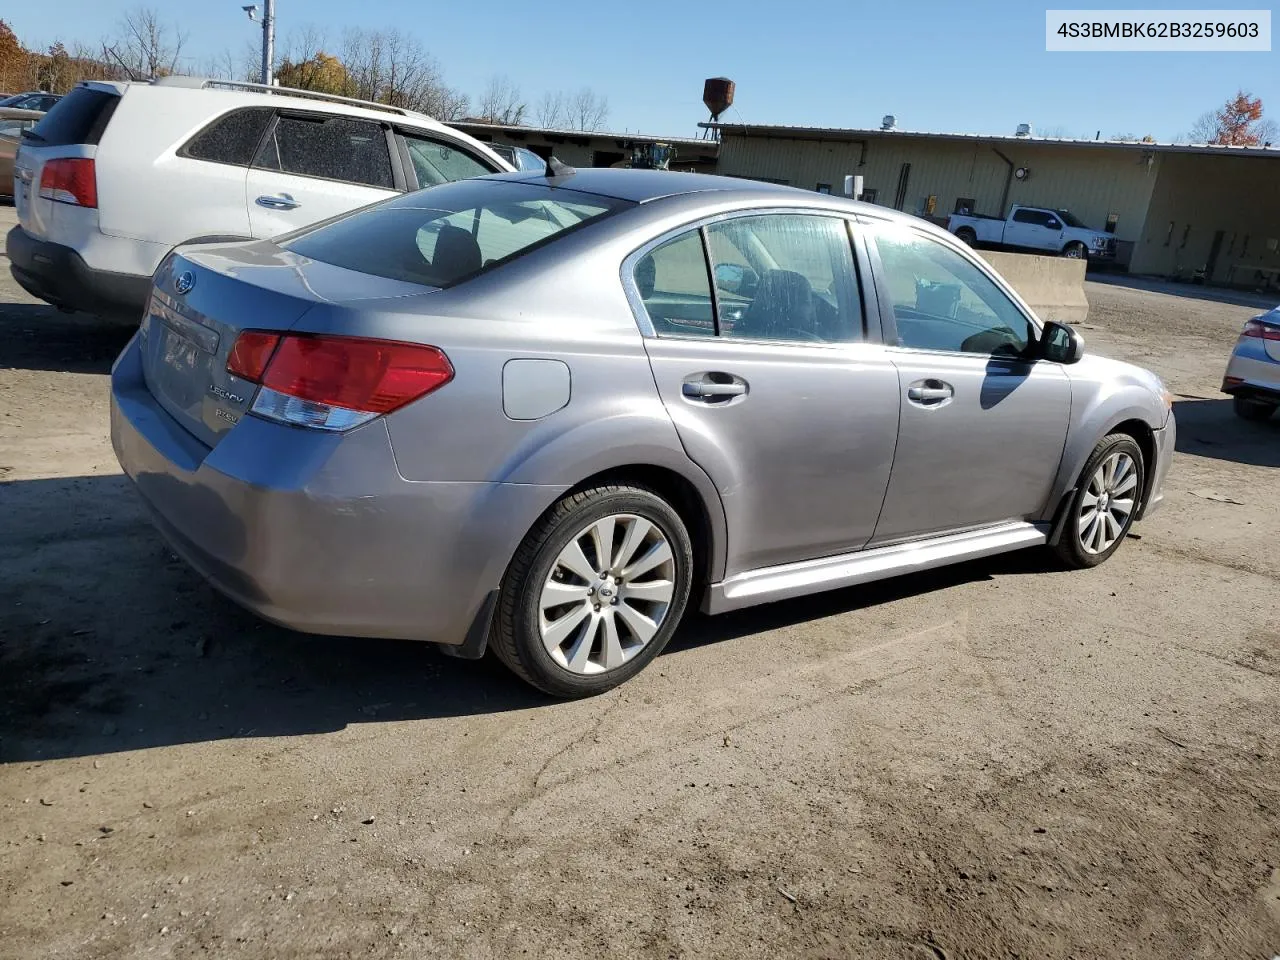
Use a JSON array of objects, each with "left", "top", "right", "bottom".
[
  {"left": 226, "top": 331, "right": 280, "bottom": 381},
  {"left": 38, "top": 158, "right": 97, "bottom": 208},
  {"left": 226, "top": 331, "right": 453, "bottom": 430},
  {"left": 1242, "top": 319, "right": 1280, "bottom": 341}
]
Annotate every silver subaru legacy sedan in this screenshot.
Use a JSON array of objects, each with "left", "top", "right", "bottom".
[{"left": 110, "top": 169, "right": 1175, "bottom": 697}]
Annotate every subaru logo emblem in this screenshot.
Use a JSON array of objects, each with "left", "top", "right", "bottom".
[{"left": 175, "top": 270, "right": 195, "bottom": 295}]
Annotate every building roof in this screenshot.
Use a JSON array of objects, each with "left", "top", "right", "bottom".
[
  {"left": 453, "top": 119, "right": 718, "bottom": 150},
  {"left": 703, "top": 122, "right": 1280, "bottom": 158}
]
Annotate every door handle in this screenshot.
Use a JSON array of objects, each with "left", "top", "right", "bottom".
[
  {"left": 907, "top": 380, "right": 954, "bottom": 404},
  {"left": 682, "top": 374, "right": 748, "bottom": 403},
  {"left": 256, "top": 193, "right": 301, "bottom": 210}
]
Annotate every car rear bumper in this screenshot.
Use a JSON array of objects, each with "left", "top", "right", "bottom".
[
  {"left": 1222, "top": 344, "right": 1280, "bottom": 403},
  {"left": 6, "top": 224, "right": 152, "bottom": 320},
  {"left": 110, "top": 335, "right": 562, "bottom": 646}
]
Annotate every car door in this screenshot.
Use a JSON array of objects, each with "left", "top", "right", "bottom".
[
  {"left": 632, "top": 212, "right": 902, "bottom": 575},
  {"left": 246, "top": 112, "right": 399, "bottom": 238},
  {"left": 1003, "top": 208, "right": 1053, "bottom": 251},
  {"left": 864, "top": 219, "right": 1071, "bottom": 544}
]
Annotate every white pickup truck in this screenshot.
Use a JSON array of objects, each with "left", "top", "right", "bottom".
[{"left": 947, "top": 204, "right": 1116, "bottom": 261}]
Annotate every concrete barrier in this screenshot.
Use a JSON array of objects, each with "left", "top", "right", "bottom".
[{"left": 976, "top": 250, "right": 1089, "bottom": 326}]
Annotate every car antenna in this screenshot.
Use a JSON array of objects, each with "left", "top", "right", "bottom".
[{"left": 544, "top": 156, "right": 575, "bottom": 181}]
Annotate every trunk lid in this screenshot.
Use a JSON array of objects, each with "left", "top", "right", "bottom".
[{"left": 141, "top": 240, "right": 432, "bottom": 447}]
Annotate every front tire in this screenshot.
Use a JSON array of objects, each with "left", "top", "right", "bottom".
[
  {"left": 1233, "top": 396, "right": 1276, "bottom": 421},
  {"left": 1062, "top": 242, "right": 1086, "bottom": 260},
  {"left": 490, "top": 485, "right": 694, "bottom": 698},
  {"left": 1052, "top": 434, "right": 1145, "bottom": 569}
]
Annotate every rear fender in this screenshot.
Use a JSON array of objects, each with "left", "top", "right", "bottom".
[{"left": 497, "top": 409, "right": 729, "bottom": 583}]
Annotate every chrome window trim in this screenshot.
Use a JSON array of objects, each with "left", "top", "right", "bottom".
[{"left": 619, "top": 206, "right": 869, "bottom": 347}]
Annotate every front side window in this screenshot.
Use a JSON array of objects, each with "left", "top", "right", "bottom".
[
  {"left": 872, "top": 226, "right": 1036, "bottom": 356},
  {"left": 255, "top": 115, "right": 393, "bottom": 189},
  {"left": 402, "top": 134, "right": 493, "bottom": 187},
  {"left": 283, "top": 179, "right": 628, "bottom": 288},
  {"left": 705, "top": 215, "right": 862, "bottom": 343}
]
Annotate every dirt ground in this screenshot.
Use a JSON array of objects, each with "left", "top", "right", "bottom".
[{"left": 1, "top": 203, "right": 1278, "bottom": 959}]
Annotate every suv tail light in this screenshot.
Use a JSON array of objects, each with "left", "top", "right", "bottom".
[
  {"left": 38, "top": 158, "right": 97, "bottom": 207},
  {"left": 226, "top": 332, "right": 453, "bottom": 431},
  {"left": 1242, "top": 318, "right": 1280, "bottom": 341}
]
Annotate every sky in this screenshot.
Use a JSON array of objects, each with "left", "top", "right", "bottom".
[{"left": 7, "top": 0, "right": 1280, "bottom": 141}]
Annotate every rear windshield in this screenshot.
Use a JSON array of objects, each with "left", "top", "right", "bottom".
[
  {"left": 283, "top": 178, "right": 631, "bottom": 288},
  {"left": 25, "top": 87, "right": 118, "bottom": 146}
]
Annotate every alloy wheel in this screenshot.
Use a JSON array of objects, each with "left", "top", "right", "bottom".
[
  {"left": 538, "top": 514, "right": 676, "bottom": 675},
  {"left": 1077, "top": 451, "right": 1138, "bottom": 555}
]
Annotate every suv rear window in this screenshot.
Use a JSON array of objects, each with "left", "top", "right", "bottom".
[
  {"left": 183, "top": 108, "right": 274, "bottom": 165},
  {"left": 25, "top": 87, "right": 118, "bottom": 146},
  {"left": 283, "top": 179, "right": 630, "bottom": 288}
]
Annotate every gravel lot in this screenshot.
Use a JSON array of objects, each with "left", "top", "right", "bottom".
[{"left": 1, "top": 202, "right": 1277, "bottom": 959}]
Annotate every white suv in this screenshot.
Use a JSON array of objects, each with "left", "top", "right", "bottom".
[{"left": 7, "top": 77, "right": 513, "bottom": 321}]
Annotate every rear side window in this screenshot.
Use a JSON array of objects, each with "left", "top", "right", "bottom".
[
  {"left": 1012, "top": 209, "right": 1050, "bottom": 226},
  {"left": 254, "top": 115, "right": 393, "bottom": 189},
  {"left": 283, "top": 179, "right": 629, "bottom": 288},
  {"left": 26, "top": 87, "right": 118, "bottom": 146},
  {"left": 183, "top": 108, "right": 273, "bottom": 165}
]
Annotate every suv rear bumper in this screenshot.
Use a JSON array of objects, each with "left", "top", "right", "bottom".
[{"left": 6, "top": 225, "right": 151, "bottom": 321}]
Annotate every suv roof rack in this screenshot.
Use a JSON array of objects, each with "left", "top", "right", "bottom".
[{"left": 149, "top": 75, "right": 430, "bottom": 120}]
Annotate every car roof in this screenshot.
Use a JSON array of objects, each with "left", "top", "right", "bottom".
[{"left": 481, "top": 167, "right": 812, "bottom": 204}]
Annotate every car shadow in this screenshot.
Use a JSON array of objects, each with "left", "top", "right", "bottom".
[
  {"left": 1088, "top": 273, "right": 1280, "bottom": 312},
  {"left": 0, "top": 301, "right": 135, "bottom": 374},
  {"left": 1173, "top": 397, "right": 1279, "bottom": 468},
  {"left": 0, "top": 472, "right": 1057, "bottom": 763}
]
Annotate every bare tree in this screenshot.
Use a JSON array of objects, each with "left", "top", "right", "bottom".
[
  {"left": 337, "top": 27, "right": 463, "bottom": 116},
  {"left": 536, "top": 90, "right": 565, "bottom": 128},
  {"left": 477, "top": 74, "right": 526, "bottom": 124},
  {"left": 566, "top": 87, "right": 608, "bottom": 132},
  {"left": 1188, "top": 109, "right": 1218, "bottom": 143},
  {"left": 108, "top": 6, "right": 187, "bottom": 79}
]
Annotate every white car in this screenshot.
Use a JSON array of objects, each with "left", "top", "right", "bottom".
[{"left": 6, "top": 77, "right": 512, "bottom": 321}]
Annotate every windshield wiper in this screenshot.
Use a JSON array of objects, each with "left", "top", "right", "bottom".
[{"left": 20, "top": 129, "right": 45, "bottom": 142}]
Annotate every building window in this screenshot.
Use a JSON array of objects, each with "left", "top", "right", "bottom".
[
  {"left": 1105, "top": 213, "right": 1118, "bottom": 234},
  {"left": 1163, "top": 221, "right": 1175, "bottom": 247},
  {"left": 924, "top": 195, "right": 938, "bottom": 215},
  {"left": 815, "top": 183, "right": 831, "bottom": 194},
  {"left": 954, "top": 197, "right": 976, "bottom": 215},
  {"left": 860, "top": 187, "right": 878, "bottom": 204},
  {"left": 1180, "top": 224, "right": 1191, "bottom": 249}
]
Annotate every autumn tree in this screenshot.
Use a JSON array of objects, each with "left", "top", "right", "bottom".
[
  {"left": 0, "top": 19, "right": 31, "bottom": 92},
  {"left": 1189, "top": 90, "right": 1278, "bottom": 145},
  {"left": 276, "top": 52, "right": 352, "bottom": 96}
]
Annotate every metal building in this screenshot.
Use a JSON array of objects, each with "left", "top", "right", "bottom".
[
  {"left": 709, "top": 122, "right": 1280, "bottom": 288},
  {"left": 450, "top": 120, "right": 719, "bottom": 173}
]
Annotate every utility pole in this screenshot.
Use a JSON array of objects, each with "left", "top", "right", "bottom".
[{"left": 260, "top": 0, "right": 275, "bottom": 86}]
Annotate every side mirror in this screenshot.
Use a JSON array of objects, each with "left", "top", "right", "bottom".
[
  {"left": 1047, "top": 219, "right": 1061, "bottom": 230},
  {"left": 713, "top": 262, "right": 746, "bottom": 294},
  {"left": 1039, "top": 320, "right": 1084, "bottom": 364}
]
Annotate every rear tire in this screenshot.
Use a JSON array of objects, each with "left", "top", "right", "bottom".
[
  {"left": 956, "top": 228, "right": 977, "bottom": 247},
  {"left": 1233, "top": 396, "right": 1276, "bottom": 421},
  {"left": 1052, "top": 434, "right": 1145, "bottom": 569},
  {"left": 490, "top": 485, "right": 694, "bottom": 698}
]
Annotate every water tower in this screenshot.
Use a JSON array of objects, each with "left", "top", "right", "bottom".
[{"left": 701, "top": 77, "right": 735, "bottom": 140}]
